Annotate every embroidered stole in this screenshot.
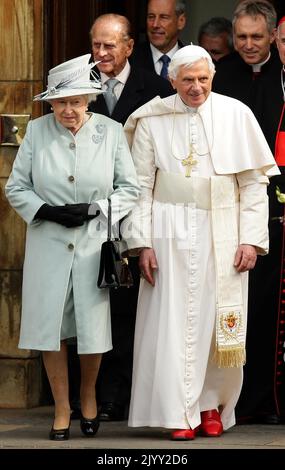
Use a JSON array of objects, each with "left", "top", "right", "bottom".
[{"left": 211, "top": 175, "right": 246, "bottom": 368}]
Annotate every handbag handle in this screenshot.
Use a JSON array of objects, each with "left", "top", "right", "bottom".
[{"left": 107, "top": 198, "right": 112, "bottom": 241}]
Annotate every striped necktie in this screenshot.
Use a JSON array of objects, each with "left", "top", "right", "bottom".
[
  {"left": 104, "top": 78, "right": 119, "bottom": 114},
  {"left": 160, "top": 55, "right": 170, "bottom": 79}
]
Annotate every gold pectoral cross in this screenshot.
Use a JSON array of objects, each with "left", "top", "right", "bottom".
[{"left": 182, "top": 151, "right": 197, "bottom": 177}]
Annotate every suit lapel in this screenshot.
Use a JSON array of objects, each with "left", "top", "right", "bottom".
[
  {"left": 93, "top": 94, "right": 110, "bottom": 116},
  {"left": 112, "top": 69, "right": 143, "bottom": 123}
]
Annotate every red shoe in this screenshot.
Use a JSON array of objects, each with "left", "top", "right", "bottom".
[
  {"left": 200, "top": 409, "right": 223, "bottom": 437},
  {"left": 171, "top": 427, "right": 199, "bottom": 441}
]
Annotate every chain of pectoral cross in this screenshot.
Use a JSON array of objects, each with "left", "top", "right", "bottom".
[{"left": 170, "top": 95, "right": 214, "bottom": 177}]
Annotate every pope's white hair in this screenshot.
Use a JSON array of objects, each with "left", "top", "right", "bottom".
[{"left": 168, "top": 56, "right": 216, "bottom": 80}]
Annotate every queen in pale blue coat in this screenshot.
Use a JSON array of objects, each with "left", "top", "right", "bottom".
[{"left": 5, "top": 54, "right": 140, "bottom": 440}]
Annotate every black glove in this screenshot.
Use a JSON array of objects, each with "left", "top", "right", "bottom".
[
  {"left": 35, "top": 204, "right": 85, "bottom": 228},
  {"left": 64, "top": 203, "right": 99, "bottom": 221}
]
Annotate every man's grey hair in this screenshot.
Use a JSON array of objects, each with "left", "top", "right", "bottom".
[
  {"left": 168, "top": 57, "right": 215, "bottom": 80},
  {"left": 148, "top": 0, "right": 186, "bottom": 16},
  {"left": 198, "top": 17, "right": 234, "bottom": 51},
  {"left": 233, "top": 1, "right": 277, "bottom": 33},
  {"left": 90, "top": 13, "right": 133, "bottom": 41},
  {"left": 175, "top": 0, "right": 186, "bottom": 16}
]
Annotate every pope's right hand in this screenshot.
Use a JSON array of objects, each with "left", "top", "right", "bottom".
[{"left": 139, "top": 248, "right": 158, "bottom": 286}]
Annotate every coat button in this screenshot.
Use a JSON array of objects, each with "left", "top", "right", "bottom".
[
  {"left": 69, "top": 142, "right": 76, "bottom": 149},
  {"left": 68, "top": 243, "right": 74, "bottom": 250},
  {"left": 68, "top": 175, "right": 75, "bottom": 182}
]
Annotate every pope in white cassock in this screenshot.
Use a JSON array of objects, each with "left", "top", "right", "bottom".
[{"left": 122, "top": 45, "right": 280, "bottom": 441}]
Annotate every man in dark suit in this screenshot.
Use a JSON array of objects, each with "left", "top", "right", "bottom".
[
  {"left": 213, "top": 0, "right": 285, "bottom": 425},
  {"left": 131, "top": 0, "right": 186, "bottom": 78},
  {"left": 87, "top": 13, "right": 174, "bottom": 422}
]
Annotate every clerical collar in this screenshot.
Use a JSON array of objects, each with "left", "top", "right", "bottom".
[
  {"left": 252, "top": 52, "right": 271, "bottom": 73},
  {"left": 187, "top": 107, "right": 198, "bottom": 114},
  {"left": 178, "top": 94, "right": 209, "bottom": 114}
]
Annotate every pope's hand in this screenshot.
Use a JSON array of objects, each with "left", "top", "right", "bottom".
[
  {"left": 139, "top": 248, "right": 158, "bottom": 286},
  {"left": 234, "top": 244, "right": 257, "bottom": 272}
]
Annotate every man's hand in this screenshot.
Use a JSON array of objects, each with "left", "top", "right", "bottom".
[
  {"left": 234, "top": 244, "right": 257, "bottom": 272},
  {"left": 139, "top": 248, "right": 158, "bottom": 286}
]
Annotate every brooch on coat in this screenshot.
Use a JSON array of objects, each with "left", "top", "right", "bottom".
[{"left": 92, "top": 124, "right": 106, "bottom": 144}]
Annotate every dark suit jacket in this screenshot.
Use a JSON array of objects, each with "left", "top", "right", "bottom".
[
  {"left": 89, "top": 64, "right": 174, "bottom": 405},
  {"left": 130, "top": 39, "right": 184, "bottom": 75},
  {"left": 89, "top": 65, "right": 174, "bottom": 125}
]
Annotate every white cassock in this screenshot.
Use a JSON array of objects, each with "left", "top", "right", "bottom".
[{"left": 122, "top": 93, "right": 279, "bottom": 431}]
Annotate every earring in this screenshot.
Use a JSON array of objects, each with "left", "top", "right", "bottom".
[{"left": 50, "top": 107, "right": 53, "bottom": 111}]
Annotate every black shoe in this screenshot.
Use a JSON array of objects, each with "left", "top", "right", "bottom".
[
  {"left": 80, "top": 415, "right": 100, "bottom": 437},
  {"left": 49, "top": 424, "right": 70, "bottom": 441},
  {"left": 99, "top": 402, "right": 125, "bottom": 421},
  {"left": 256, "top": 413, "right": 281, "bottom": 425}
]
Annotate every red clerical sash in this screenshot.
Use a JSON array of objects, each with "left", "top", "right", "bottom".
[{"left": 275, "top": 103, "right": 285, "bottom": 166}]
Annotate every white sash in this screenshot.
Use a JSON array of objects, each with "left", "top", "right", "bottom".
[{"left": 153, "top": 170, "right": 211, "bottom": 209}]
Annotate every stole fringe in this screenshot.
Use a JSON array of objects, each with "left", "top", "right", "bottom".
[{"left": 213, "top": 346, "right": 246, "bottom": 368}]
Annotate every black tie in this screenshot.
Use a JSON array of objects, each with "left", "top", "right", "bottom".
[{"left": 160, "top": 55, "right": 170, "bottom": 79}]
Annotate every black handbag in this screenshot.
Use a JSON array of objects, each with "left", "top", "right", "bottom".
[{"left": 97, "top": 199, "right": 134, "bottom": 289}]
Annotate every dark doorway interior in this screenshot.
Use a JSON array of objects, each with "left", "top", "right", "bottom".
[{"left": 44, "top": 0, "right": 145, "bottom": 73}]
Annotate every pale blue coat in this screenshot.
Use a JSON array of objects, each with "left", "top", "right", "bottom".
[{"left": 5, "top": 113, "right": 140, "bottom": 353}]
